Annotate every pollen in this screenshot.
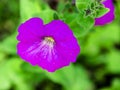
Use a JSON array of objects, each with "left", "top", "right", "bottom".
[{"left": 44, "top": 37, "right": 55, "bottom": 43}]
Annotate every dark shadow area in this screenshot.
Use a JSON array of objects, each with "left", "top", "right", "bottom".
[{"left": 35, "top": 79, "right": 63, "bottom": 90}]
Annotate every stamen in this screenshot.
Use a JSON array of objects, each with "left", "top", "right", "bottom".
[
  {"left": 26, "top": 37, "right": 55, "bottom": 60},
  {"left": 43, "top": 37, "right": 55, "bottom": 49},
  {"left": 44, "top": 37, "right": 55, "bottom": 43}
]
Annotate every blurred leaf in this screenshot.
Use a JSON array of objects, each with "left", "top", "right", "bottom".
[
  {"left": 111, "top": 78, "right": 120, "bottom": 90},
  {"left": 62, "top": 12, "right": 82, "bottom": 39},
  {"left": 38, "top": 9, "right": 55, "bottom": 24},
  {"left": 96, "top": 7, "right": 110, "bottom": 18},
  {"left": 77, "top": 12, "right": 94, "bottom": 36},
  {"left": 8, "top": 0, "right": 19, "bottom": 14},
  {"left": 106, "top": 50, "right": 120, "bottom": 73},
  {"left": 76, "top": 0, "right": 91, "bottom": 10},
  {"left": 45, "top": 64, "right": 75, "bottom": 88},
  {"left": 0, "top": 58, "right": 32, "bottom": 90},
  {"left": 81, "top": 22, "right": 120, "bottom": 67},
  {"left": 72, "top": 65, "right": 94, "bottom": 90},
  {"left": 20, "top": 0, "right": 55, "bottom": 23},
  {"left": 20, "top": 0, "right": 43, "bottom": 22},
  {"left": 62, "top": 11, "right": 94, "bottom": 40},
  {"left": 100, "top": 78, "right": 120, "bottom": 90},
  {"left": 83, "top": 22, "right": 119, "bottom": 55},
  {"left": 45, "top": 64, "right": 94, "bottom": 90},
  {"left": 53, "top": 13, "right": 59, "bottom": 20},
  {"left": 0, "top": 73, "right": 11, "bottom": 90},
  {"left": 0, "top": 51, "right": 5, "bottom": 62},
  {"left": 57, "top": 0, "right": 66, "bottom": 12},
  {"left": 0, "top": 32, "right": 17, "bottom": 54},
  {"left": 21, "top": 62, "right": 43, "bottom": 73}
]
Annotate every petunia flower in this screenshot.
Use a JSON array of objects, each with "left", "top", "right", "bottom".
[
  {"left": 95, "top": 0, "right": 115, "bottom": 25},
  {"left": 17, "top": 17, "right": 80, "bottom": 72}
]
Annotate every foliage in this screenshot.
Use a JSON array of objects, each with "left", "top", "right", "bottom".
[{"left": 0, "top": 0, "right": 120, "bottom": 90}]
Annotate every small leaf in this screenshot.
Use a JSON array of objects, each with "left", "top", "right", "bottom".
[
  {"left": 76, "top": 0, "right": 91, "bottom": 10},
  {"left": 96, "top": 7, "right": 110, "bottom": 18},
  {"left": 0, "top": 58, "right": 31, "bottom": 90},
  {"left": 76, "top": 12, "right": 94, "bottom": 36},
  {"left": 20, "top": 0, "right": 54, "bottom": 23},
  {"left": 0, "top": 75, "right": 11, "bottom": 90},
  {"left": 0, "top": 32, "right": 17, "bottom": 54},
  {"left": 21, "top": 62, "right": 43, "bottom": 73},
  {"left": 106, "top": 50, "right": 120, "bottom": 73},
  {"left": 45, "top": 64, "right": 94, "bottom": 90},
  {"left": 111, "top": 78, "right": 120, "bottom": 90},
  {"left": 53, "top": 13, "right": 59, "bottom": 20},
  {"left": 20, "top": 0, "right": 42, "bottom": 22},
  {"left": 0, "top": 51, "right": 5, "bottom": 62},
  {"left": 38, "top": 9, "right": 55, "bottom": 24}
]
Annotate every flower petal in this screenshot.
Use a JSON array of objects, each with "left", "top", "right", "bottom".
[
  {"left": 95, "top": 0, "right": 115, "bottom": 25},
  {"left": 37, "top": 45, "right": 71, "bottom": 72},
  {"left": 17, "top": 17, "right": 45, "bottom": 42},
  {"left": 57, "top": 40, "right": 80, "bottom": 62},
  {"left": 17, "top": 18, "right": 80, "bottom": 72},
  {"left": 44, "top": 20, "right": 80, "bottom": 62},
  {"left": 17, "top": 41, "right": 42, "bottom": 66},
  {"left": 44, "top": 20, "right": 74, "bottom": 42}
]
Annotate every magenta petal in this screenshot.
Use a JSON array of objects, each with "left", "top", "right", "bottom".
[
  {"left": 95, "top": 0, "right": 115, "bottom": 25},
  {"left": 17, "top": 17, "right": 44, "bottom": 42},
  {"left": 17, "top": 18, "right": 80, "bottom": 72},
  {"left": 44, "top": 20, "right": 74, "bottom": 42},
  {"left": 37, "top": 45, "right": 72, "bottom": 72},
  {"left": 17, "top": 42, "right": 40, "bottom": 66},
  {"left": 44, "top": 20, "right": 80, "bottom": 61}
]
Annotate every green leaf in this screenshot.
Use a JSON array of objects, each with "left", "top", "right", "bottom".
[
  {"left": 0, "top": 58, "right": 31, "bottom": 90},
  {"left": 0, "top": 51, "right": 5, "bottom": 62},
  {"left": 62, "top": 13, "right": 81, "bottom": 38},
  {"left": 57, "top": 0, "right": 66, "bottom": 12},
  {"left": 38, "top": 9, "right": 55, "bottom": 24},
  {"left": 76, "top": 0, "right": 91, "bottom": 10},
  {"left": 53, "top": 13, "right": 59, "bottom": 20},
  {"left": 100, "top": 78, "right": 120, "bottom": 90},
  {"left": 91, "top": 23, "right": 120, "bottom": 47},
  {"left": 76, "top": 12, "right": 94, "bottom": 36},
  {"left": 96, "top": 7, "right": 110, "bottom": 18},
  {"left": 21, "top": 62, "right": 43, "bottom": 73},
  {"left": 59, "top": 11, "right": 94, "bottom": 45},
  {"left": 45, "top": 64, "right": 94, "bottom": 90},
  {"left": 20, "top": 0, "right": 55, "bottom": 23},
  {"left": 106, "top": 50, "right": 120, "bottom": 73},
  {"left": 0, "top": 32, "right": 17, "bottom": 54},
  {"left": 20, "top": 0, "right": 42, "bottom": 22},
  {"left": 0, "top": 74, "right": 11, "bottom": 90},
  {"left": 61, "top": 11, "right": 94, "bottom": 38},
  {"left": 111, "top": 78, "right": 120, "bottom": 90}
]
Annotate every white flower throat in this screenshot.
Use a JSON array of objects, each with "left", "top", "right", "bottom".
[
  {"left": 44, "top": 37, "right": 54, "bottom": 45},
  {"left": 26, "top": 37, "right": 56, "bottom": 61}
]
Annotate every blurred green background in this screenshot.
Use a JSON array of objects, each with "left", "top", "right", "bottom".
[{"left": 0, "top": 0, "right": 120, "bottom": 90}]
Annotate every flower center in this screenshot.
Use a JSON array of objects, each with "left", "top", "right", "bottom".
[
  {"left": 44, "top": 37, "right": 54, "bottom": 43},
  {"left": 43, "top": 37, "right": 55, "bottom": 48},
  {"left": 25, "top": 37, "right": 56, "bottom": 62}
]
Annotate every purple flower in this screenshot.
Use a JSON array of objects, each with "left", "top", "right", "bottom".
[
  {"left": 95, "top": 0, "right": 115, "bottom": 25},
  {"left": 17, "top": 17, "right": 80, "bottom": 72}
]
